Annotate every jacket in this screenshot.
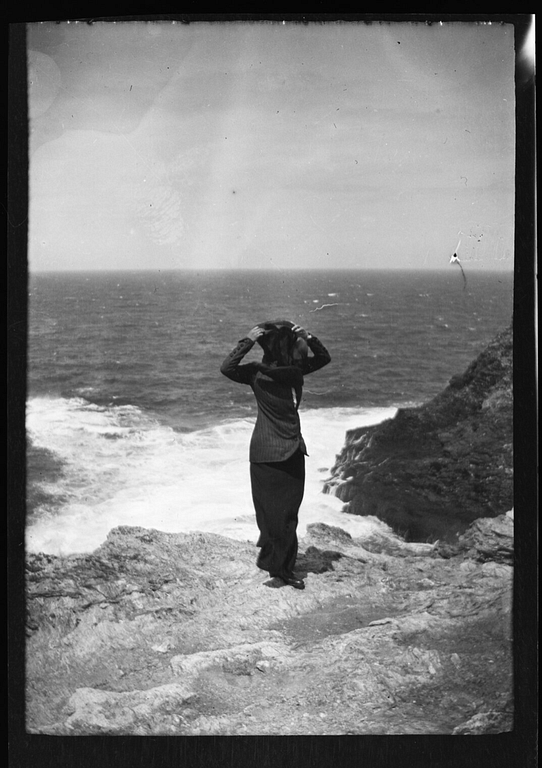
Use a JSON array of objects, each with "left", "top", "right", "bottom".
[{"left": 220, "top": 334, "right": 331, "bottom": 462}]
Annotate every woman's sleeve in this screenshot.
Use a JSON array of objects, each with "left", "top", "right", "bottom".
[
  {"left": 302, "top": 334, "right": 331, "bottom": 375},
  {"left": 220, "top": 338, "right": 257, "bottom": 384}
]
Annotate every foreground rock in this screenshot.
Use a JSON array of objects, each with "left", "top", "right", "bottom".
[
  {"left": 324, "top": 324, "right": 513, "bottom": 543},
  {"left": 26, "top": 516, "right": 513, "bottom": 735}
]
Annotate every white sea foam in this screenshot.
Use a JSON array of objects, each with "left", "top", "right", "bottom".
[{"left": 26, "top": 396, "right": 396, "bottom": 555}]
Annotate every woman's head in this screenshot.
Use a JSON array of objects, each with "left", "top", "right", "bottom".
[{"left": 256, "top": 320, "right": 306, "bottom": 367}]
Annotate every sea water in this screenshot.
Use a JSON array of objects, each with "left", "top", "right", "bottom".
[{"left": 26, "top": 269, "right": 513, "bottom": 554}]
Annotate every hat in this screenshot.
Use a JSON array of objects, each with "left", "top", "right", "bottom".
[{"left": 256, "top": 319, "right": 295, "bottom": 331}]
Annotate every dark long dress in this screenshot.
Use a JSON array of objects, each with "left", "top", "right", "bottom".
[{"left": 251, "top": 448, "right": 305, "bottom": 579}]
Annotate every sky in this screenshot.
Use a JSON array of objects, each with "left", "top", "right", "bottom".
[{"left": 26, "top": 20, "right": 518, "bottom": 271}]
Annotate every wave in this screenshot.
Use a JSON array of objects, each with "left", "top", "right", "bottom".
[{"left": 25, "top": 395, "right": 396, "bottom": 556}]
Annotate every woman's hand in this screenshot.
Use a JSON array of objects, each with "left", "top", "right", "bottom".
[
  {"left": 292, "top": 324, "right": 309, "bottom": 340},
  {"left": 248, "top": 326, "right": 265, "bottom": 341}
]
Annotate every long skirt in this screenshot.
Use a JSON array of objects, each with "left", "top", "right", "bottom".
[{"left": 250, "top": 448, "right": 305, "bottom": 579}]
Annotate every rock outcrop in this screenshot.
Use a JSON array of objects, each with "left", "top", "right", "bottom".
[
  {"left": 26, "top": 517, "right": 513, "bottom": 736},
  {"left": 324, "top": 324, "right": 513, "bottom": 542},
  {"left": 25, "top": 325, "right": 516, "bottom": 736}
]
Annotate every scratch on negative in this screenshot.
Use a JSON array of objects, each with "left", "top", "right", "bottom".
[{"left": 309, "top": 303, "right": 340, "bottom": 313}]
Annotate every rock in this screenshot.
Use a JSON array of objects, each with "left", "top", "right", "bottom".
[
  {"left": 26, "top": 520, "right": 513, "bottom": 736},
  {"left": 324, "top": 324, "right": 513, "bottom": 542},
  {"left": 63, "top": 682, "right": 195, "bottom": 735},
  {"left": 434, "top": 513, "right": 513, "bottom": 565},
  {"left": 452, "top": 709, "right": 513, "bottom": 735},
  {"left": 169, "top": 640, "right": 290, "bottom": 677}
]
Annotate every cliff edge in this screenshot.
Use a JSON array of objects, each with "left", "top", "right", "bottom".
[
  {"left": 26, "top": 515, "right": 513, "bottom": 735},
  {"left": 324, "top": 324, "right": 513, "bottom": 542}
]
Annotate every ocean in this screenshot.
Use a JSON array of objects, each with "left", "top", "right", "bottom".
[{"left": 26, "top": 268, "right": 513, "bottom": 555}]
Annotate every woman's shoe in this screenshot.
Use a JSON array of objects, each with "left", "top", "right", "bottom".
[{"left": 281, "top": 575, "right": 305, "bottom": 590}]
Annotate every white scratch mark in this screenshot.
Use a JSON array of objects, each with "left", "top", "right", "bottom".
[{"left": 309, "top": 303, "right": 340, "bottom": 313}]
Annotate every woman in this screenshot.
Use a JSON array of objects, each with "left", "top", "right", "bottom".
[{"left": 220, "top": 320, "right": 331, "bottom": 590}]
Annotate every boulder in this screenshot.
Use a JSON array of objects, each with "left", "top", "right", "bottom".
[{"left": 324, "top": 324, "right": 513, "bottom": 542}]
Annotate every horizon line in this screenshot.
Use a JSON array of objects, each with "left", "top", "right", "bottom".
[{"left": 28, "top": 264, "right": 515, "bottom": 275}]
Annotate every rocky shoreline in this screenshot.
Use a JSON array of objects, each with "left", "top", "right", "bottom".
[
  {"left": 26, "top": 513, "right": 513, "bottom": 736},
  {"left": 25, "top": 324, "right": 515, "bottom": 736},
  {"left": 323, "top": 324, "right": 513, "bottom": 543}
]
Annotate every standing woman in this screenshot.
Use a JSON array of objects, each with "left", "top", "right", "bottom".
[{"left": 220, "top": 320, "right": 331, "bottom": 590}]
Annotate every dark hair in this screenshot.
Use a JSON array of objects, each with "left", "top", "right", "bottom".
[
  {"left": 254, "top": 321, "right": 304, "bottom": 408},
  {"left": 258, "top": 325, "right": 298, "bottom": 366}
]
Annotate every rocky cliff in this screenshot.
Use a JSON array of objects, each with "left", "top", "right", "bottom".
[
  {"left": 26, "top": 514, "right": 513, "bottom": 736},
  {"left": 324, "top": 324, "right": 513, "bottom": 543},
  {"left": 24, "top": 325, "right": 516, "bottom": 737}
]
